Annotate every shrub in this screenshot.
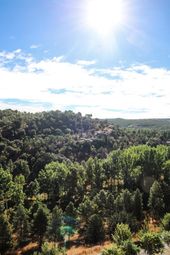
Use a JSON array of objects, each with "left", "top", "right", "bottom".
[
  {"left": 141, "top": 232, "right": 164, "bottom": 255},
  {"left": 162, "top": 231, "right": 170, "bottom": 246},
  {"left": 113, "top": 223, "right": 132, "bottom": 245},
  {"left": 121, "top": 240, "right": 140, "bottom": 255},
  {"left": 33, "top": 242, "right": 66, "bottom": 255},
  {"left": 102, "top": 244, "right": 124, "bottom": 255},
  {"left": 162, "top": 213, "right": 170, "bottom": 231}
]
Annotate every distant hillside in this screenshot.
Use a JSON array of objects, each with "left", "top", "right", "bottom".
[
  {"left": 0, "top": 109, "right": 170, "bottom": 175},
  {"left": 107, "top": 118, "right": 170, "bottom": 130}
]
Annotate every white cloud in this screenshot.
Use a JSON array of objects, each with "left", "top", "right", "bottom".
[
  {"left": 0, "top": 49, "right": 22, "bottom": 63},
  {"left": 0, "top": 102, "right": 46, "bottom": 113},
  {"left": 0, "top": 49, "right": 170, "bottom": 118},
  {"left": 76, "top": 60, "right": 96, "bottom": 66},
  {"left": 30, "top": 44, "right": 41, "bottom": 49}
]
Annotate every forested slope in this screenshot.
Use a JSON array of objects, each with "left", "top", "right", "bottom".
[
  {"left": 108, "top": 118, "right": 170, "bottom": 130},
  {"left": 0, "top": 109, "right": 170, "bottom": 178},
  {"left": 0, "top": 109, "right": 170, "bottom": 254}
]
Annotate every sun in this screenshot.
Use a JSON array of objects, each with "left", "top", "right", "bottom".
[{"left": 86, "top": 0, "right": 124, "bottom": 36}]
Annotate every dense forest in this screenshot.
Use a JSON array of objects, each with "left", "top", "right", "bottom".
[
  {"left": 108, "top": 118, "right": 170, "bottom": 130},
  {"left": 0, "top": 109, "right": 170, "bottom": 255}
]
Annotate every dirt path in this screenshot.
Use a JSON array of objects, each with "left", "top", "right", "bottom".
[{"left": 11, "top": 242, "right": 39, "bottom": 255}]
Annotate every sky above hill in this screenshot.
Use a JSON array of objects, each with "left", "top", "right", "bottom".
[{"left": 0, "top": 0, "right": 170, "bottom": 118}]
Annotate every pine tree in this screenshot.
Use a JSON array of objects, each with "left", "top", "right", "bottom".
[
  {"left": 148, "top": 181, "right": 165, "bottom": 218},
  {"left": 113, "top": 223, "right": 132, "bottom": 246},
  {"left": 0, "top": 213, "right": 13, "bottom": 254},
  {"left": 13, "top": 204, "right": 30, "bottom": 242},
  {"left": 33, "top": 207, "right": 49, "bottom": 246},
  {"left": 65, "top": 201, "right": 76, "bottom": 217},
  {"left": 133, "top": 189, "right": 143, "bottom": 220},
  {"left": 122, "top": 189, "right": 133, "bottom": 213},
  {"left": 48, "top": 206, "right": 63, "bottom": 241},
  {"left": 86, "top": 214, "right": 105, "bottom": 243}
]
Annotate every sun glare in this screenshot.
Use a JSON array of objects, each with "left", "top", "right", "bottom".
[{"left": 86, "top": 0, "right": 124, "bottom": 36}]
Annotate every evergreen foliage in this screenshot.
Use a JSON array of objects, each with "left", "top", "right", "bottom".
[
  {"left": 85, "top": 214, "right": 105, "bottom": 243},
  {"left": 121, "top": 240, "right": 140, "bottom": 255},
  {"left": 33, "top": 206, "right": 49, "bottom": 245},
  {"left": 102, "top": 244, "right": 124, "bottom": 255},
  {"left": 161, "top": 213, "right": 170, "bottom": 231},
  {"left": 0, "top": 109, "right": 169, "bottom": 253},
  {"left": 141, "top": 232, "right": 164, "bottom": 255},
  {"left": 48, "top": 206, "right": 63, "bottom": 241},
  {"left": 133, "top": 189, "right": 143, "bottom": 220},
  {"left": 0, "top": 213, "right": 13, "bottom": 254},
  {"left": 148, "top": 181, "right": 165, "bottom": 218},
  {"left": 13, "top": 203, "right": 30, "bottom": 242},
  {"left": 113, "top": 223, "right": 132, "bottom": 246},
  {"left": 33, "top": 242, "right": 66, "bottom": 255}
]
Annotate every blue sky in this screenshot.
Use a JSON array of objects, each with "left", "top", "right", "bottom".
[{"left": 0, "top": 0, "right": 170, "bottom": 118}]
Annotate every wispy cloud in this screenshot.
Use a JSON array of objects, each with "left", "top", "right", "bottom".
[
  {"left": 0, "top": 49, "right": 22, "bottom": 61},
  {"left": 30, "top": 44, "right": 41, "bottom": 49},
  {"left": 0, "top": 49, "right": 169, "bottom": 118}
]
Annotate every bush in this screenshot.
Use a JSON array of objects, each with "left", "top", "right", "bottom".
[
  {"left": 162, "top": 231, "right": 170, "bottom": 246},
  {"left": 141, "top": 232, "right": 164, "bottom": 255},
  {"left": 121, "top": 240, "right": 140, "bottom": 255},
  {"left": 33, "top": 242, "right": 66, "bottom": 255},
  {"left": 108, "top": 212, "right": 139, "bottom": 236},
  {"left": 162, "top": 213, "right": 170, "bottom": 231},
  {"left": 102, "top": 244, "right": 124, "bottom": 255},
  {"left": 113, "top": 224, "right": 132, "bottom": 245}
]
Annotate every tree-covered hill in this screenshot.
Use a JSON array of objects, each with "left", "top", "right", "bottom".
[
  {"left": 0, "top": 109, "right": 170, "bottom": 184},
  {"left": 0, "top": 109, "right": 170, "bottom": 175},
  {"left": 0, "top": 109, "right": 170, "bottom": 254},
  {"left": 108, "top": 118, "right": 170, "bottom": 130}
]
